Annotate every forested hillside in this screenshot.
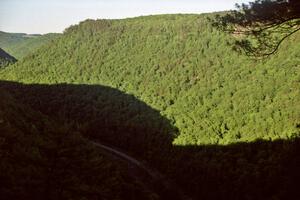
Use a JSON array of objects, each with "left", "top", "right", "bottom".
[
  {"left": 0, "top": 31, "right": 60, "bottom": 59},
  {"left": 1, "top": 14, "right": 299, "bottom": 199},
  {"left": 0, "top": 48, "right": 16, "bottom": 67},
  {"left": 1, "top": 14, "right": 299, "bottom": 145}
]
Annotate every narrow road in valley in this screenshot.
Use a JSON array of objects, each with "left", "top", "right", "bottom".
[{"left": 90, "top": 141, "right": 192, "bottom": 200}]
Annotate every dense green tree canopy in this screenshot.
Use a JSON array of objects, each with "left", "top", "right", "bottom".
[
  {"left": 2, "top": 14, "right": 299, "bottom": 145},
  {"left": 1, "top": 14, "right": 299, "bottom": 199}
]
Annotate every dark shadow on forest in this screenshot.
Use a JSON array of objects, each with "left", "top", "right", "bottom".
[{"left": 0, "top": 80, "right": 299, "bottom": 200}]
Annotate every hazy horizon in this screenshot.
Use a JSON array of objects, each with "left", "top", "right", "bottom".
[{"left": 0, "top": 0, "right": 249, "bottom": 34}]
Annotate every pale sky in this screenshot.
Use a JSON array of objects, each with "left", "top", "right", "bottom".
[{"left": 0, "top": 0, "right": 249, "bottom": 34}]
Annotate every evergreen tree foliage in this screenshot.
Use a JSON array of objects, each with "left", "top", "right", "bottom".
[{"left": 213, "top": 0, "right": 300, "bottom": 56}]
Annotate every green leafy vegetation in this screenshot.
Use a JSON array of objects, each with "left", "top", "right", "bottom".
[
  {"left": 1, "top": 14, "right": 299, "bottom": 145},
  {"left": 0, "top": 31, "right": 60, "bottom": 59},
  {"left": 0, "top": 14, "right": 299, "bottom": 199}
]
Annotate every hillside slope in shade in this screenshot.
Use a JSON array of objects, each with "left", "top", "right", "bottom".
[
  {"left": 0, "top": 47, "right": 16, "bottom": 67},
  {"left": 0, "top": 85, "right": 158, "bottom": 200},
  {"left": 1, "top": 80, "right": 299, "bottom": 200}
]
